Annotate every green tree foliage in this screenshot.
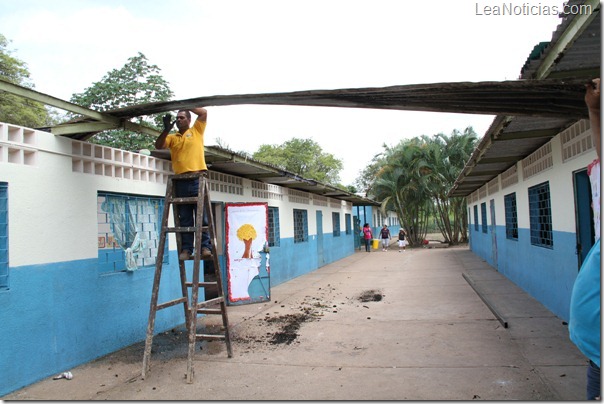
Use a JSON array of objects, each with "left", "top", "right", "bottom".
[
  {"left": 365, "top": 127, "right": 477, "bottom": 245},
  {"left": 253, "top": 137, "right": 343, "bottom": 185},
  {"left": 69, "top": 52, "right": 173, "bottom": 151},
  {"left": 422, "top": 128, "right": 477, "bottom": 243},
  {"left": 0, "top": 33, "right": 53, "bottom": 127}
]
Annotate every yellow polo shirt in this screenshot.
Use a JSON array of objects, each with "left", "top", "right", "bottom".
[{"left": 164, "top": 119, "right": 207, "bottom": 174}]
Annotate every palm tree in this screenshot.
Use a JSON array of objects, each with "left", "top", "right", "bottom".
[
  {"left": 370, "top": 139, "right": 433, "bottom": 246},
  {"left": 364, "top": 128, "right": 477, "bottom": 246},
  {"left": 420, "top": 128, "right": 477, "bottom": 244}
]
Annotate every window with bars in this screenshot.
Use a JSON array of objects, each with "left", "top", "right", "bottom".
[
  {"left": 474, "top": 205, "right": 479, "bottom": 231},
  {"left": 504, "top": 193, "right": 518, "bottom": 240},
  {"left": 332, "top": 212, "right": 341, "bottom": 237},
  {"left": 528, "top": 182, "right": 553, "bottom": 248},
  {"left": 481, "top": 202, "right": 487, "bottom": 234},
  {"left": 268, "top": 206, "right": 280, "bottom": 247},
  {"left": 345, "top": 213, "right": 352, "bottom": 235},
  {"left": 293, "top": 209, "right": 308, "bottom": 243},
  {"left": 98, "top": 192, "right": 167, "bottom": 272},
  {"left": 0, "top": 183, "right": 8, "bottom": 289}
]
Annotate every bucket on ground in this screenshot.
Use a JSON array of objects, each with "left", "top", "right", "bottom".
[{"left": 372, "top": 239, "right": 380, "bottom": 249}]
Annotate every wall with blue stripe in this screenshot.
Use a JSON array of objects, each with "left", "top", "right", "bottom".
[
  {"left": 466, "top": 121, "right": 597, "bottom": 322},
  {"left": 0, "top": 252, "right": 184, "bottom": 396},
  {"left": 469, "top": 225, "right": 579, "bottom": 320},
  {"left": 0, "top": 123, "right": 369, "bottom": 396}
]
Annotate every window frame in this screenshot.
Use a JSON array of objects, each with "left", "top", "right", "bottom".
[
  {"left": 98, "top": 192, "right": 167, "bottom": 273},
  {"left": 504, "top": 192, "right": 519, "bottom": 240},
  {"left": 293, "top": 209, "right": 308, "bottom": 243},
  {"left": 528, "top": 182, "right": 554, "bottom": 248},
  {"left": 332, "top": 212, "right": 341, "bottom": 237},
  {"left": 345, "top": 213, "right": 352, "bottom": 235},
  {"left": 268, "top": 206, "right": 281, "bottom": 247},
  {"left": 0, "top": 183, "right": 8, "bottom": 289},
  {"left": 481, "top": 202, "right": 488, "bottom": 234}
]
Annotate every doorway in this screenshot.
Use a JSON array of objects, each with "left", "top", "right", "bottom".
[{"left": 573, "top": 169, "right": 595, "bottom": 269}]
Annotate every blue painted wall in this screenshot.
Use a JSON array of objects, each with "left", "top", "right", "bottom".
[
  {"left": 0, "top": 251, "right": 185, "bottom": 396},
  {"left": 0, "top": 230, "right": 357, "bottom": 396},
  {"left": 469, "top": 225, "right": 579, "bottom": 321}
]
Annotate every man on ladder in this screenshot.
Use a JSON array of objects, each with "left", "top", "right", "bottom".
[
  {"left": 145, "top": 106, "right": 232, "bottom": 383},
  {"left": 155, "top": 107, "right": 212, "bottom": 260}
]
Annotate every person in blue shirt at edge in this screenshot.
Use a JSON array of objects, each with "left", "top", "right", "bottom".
[
  {"left": 569, "top": 78, "right": 601, "bottom": 401},
  {"left": 155, "top": 107, "right": 213, "bottom": 261}
]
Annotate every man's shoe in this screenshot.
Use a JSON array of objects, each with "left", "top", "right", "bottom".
[
  {"left": 179, "top": 250, "right": 192, "bottom": 261},
  {"left": 201, "top": 248, "right": 213, "bottom": 258}
]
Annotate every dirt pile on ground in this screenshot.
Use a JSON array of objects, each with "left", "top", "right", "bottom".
[{"left": 231, "top": 287, "right": 385, "bottom": 353}]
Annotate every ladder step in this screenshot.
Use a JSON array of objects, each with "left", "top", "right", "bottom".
[
  {"left": 165, "top": 226, "right": 209, "bottom": 233},
  {"left": 196, "top": 333, "right": 226, "bottom": 341},
  {"left": 185, "top": 282, "right": 218, "bottom": 288},
  {"left": 194, "top": 297, "right": 224, "bottom": 308},
  {"left": 197, "top": 308, "right": 223, "bottom": 315},
  {"left": 168, "top": 197, "right": 201, "bottom": 204},
  {"left": 156, "top": 297, "right": 188, "bottom": 311}
]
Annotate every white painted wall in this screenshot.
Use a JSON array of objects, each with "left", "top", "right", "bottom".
[
  {"left": 0, "top": 122, "right": 353, "bottom": 267},
  {"left": 471, "top": 122, "right": 596, "bottom": 233}
]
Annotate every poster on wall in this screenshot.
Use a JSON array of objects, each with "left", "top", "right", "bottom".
[{"left": 225, "top": 203, "right": 270, "bottom": 304}]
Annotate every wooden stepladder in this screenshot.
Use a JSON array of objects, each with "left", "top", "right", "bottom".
[{"left": 142, "top": 171, "right": 232, "bottom": 383}]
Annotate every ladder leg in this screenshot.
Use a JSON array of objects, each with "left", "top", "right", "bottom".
[
  {"left": 186, "top": 175, "right": 207, "bottom": 383},
  {"left": 172, "top": 178, "right": 192, "bottom": 324},
  {"left": 186, "top": 253, "right": 202, "bottom": 383},
  {"left": 203, "top": 179, "right": 233, "bottom": 358},
  {"left": 142, "top": 177, "right": 173, "bottom": 379}
]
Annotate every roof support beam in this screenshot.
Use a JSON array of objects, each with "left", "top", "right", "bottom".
[
  {"left": 0, "top": 78, "right": 160, "bottom": 137},
  {"left": 466, "top": 170, "right": 504, "bottom": 176},
  {"left": 0, "top": 79, "right": 115, "bottom": 122},
  {"left": 479, "top": 156, "right": 525, "bottom": 163},
  {"left": 494, "top": 128, "right": 561, "bottom": 140}
]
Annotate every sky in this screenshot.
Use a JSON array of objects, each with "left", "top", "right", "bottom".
[{"left": 0, "top": 0, "right": 565, "bottom": 185}]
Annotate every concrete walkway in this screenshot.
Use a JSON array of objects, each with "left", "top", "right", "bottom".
[{"left": 2, "top": 246, "right": 588, "bottom": 400}]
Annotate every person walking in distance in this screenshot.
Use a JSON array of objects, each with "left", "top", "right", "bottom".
[
  {"left": 380, "top": 224, "right": 391, "bottom": 251},
  {"left": 362, "top": 223, "right": 373, "bottom": 252},
  {"left": 155, "top": 107, "right": 213, "bottom": 261},
  {"left": 398, "top": 228, "right": 408, "bottom": 252}
]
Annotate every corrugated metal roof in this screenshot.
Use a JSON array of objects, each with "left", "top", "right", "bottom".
[
  {"left": 2, "top": 0, "right": 598, "bottom": 204},
  {"left": 449, "top": 1, "right": 601, "bottom": 197},
  {"left": 150, "top": 146, "right": 380, "bottom": 206}
]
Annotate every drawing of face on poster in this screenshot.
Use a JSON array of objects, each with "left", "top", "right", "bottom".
[{"left": 225, "top": 204, "right": 268, "bottom": 302}]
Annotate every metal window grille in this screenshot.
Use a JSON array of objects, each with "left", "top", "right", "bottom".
[
  {"left": 268, "top": 206, "right": 280, "bottom": 247},
  {"left": 0, "top": 183, "right": 8, "bottom": 289},
  {"left": 98, "top": 192, "right": 167, "bottom": 272},
  {"left": 481, "top": 202, "right": 488, "bottom": 234},
  {"left": 293, "top": 209, "right": 308, "bottom": 243},
  {"left": 528, "top": 182, "right": 554, "bottom": 248},
  {"left": 474, "top": 205, "right": 479, "bottom": 231},
  {"left": 504, "top": 193, "right": 518, "bottom": 240},
  {"left": 345, "top": 214, "right": 352, "bottom": 235},
  {"left": 332, "top": 212, "right": 341, "bottom": 237}
]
